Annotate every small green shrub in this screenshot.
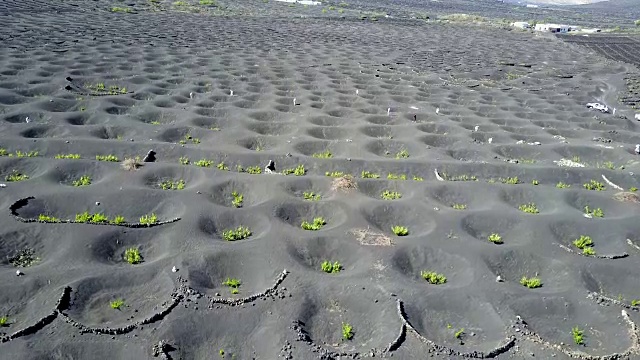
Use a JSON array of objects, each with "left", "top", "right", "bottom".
[
  {"left": 573, "top": 235, "right": 593, "bottom": 250},
  {"left": 111, "top": 6, "right": 132, "bottom": 12},
  {"left": 5, "top": 170, "right": 29, "bottom": 182},
  {"left": 160, "top": 179, "right": 185, "bottom": 190},
  {"left": 282, "top": 165, "right": 306, "bottom": 176},
  {"left": 488, "top": 233, "right": 503, "bottom": 244},
  {"left": 518, "top": 203, "right": 539, "bottom": 214},
  {"left": 452, "top": 203, "right": 467, "bottom": 210},
  {"left": 532, "top": 180, "right": 539, "bottom": 185},
  {"left": 631, "top": 299, "right": 640, "bottom": 307},
  {"left": 96, "top": 154, "right": 119, "bottom": 162},
  {"left": 361, "top": 171, "right": 380, "bottom": 179},
  {"left": 223, "top": 278, "right": 241, "bottom": 294},
  {"left": 312, "top": 150, "right": 332, "bottom": 158},
  {"left": 0, "top": 316, "right": 8, "bottom": 327},
  {"left": 301, "top": 217, "right": 326, "bottom": 231},
  {"left": 325, "top": 171, "right": 345, "bottom": 178},
  {"left": 520, "top": 276, "right": 542, "bottom": 288},
  {"left": 246, "top": 166, "right": 262, "bottom": 174},
  {"left": 342, "top": 323, "right": 354, "bottom": 340},
  {"left": 222, "top": 226, "right": 251, "bottom": 241},
  {"left": 413, "top": 175, "right": 424, "bottom": 181},
  {"left": 421, "top": 270, "right": 447, "bottom": 284},
  {"left": 217, "top": 162, "right": 229, "bottom": 171},
  {"left": 584, "top": 206, "right": 603, "bottom": 218},
  {"left": 582, "top": 247, "right": 596, "bottom": 256},
  {"left": 395, "top": 149, "right": 409, "bottom": 159},
  {"left": 391, "top": 225, "right": 409, "bottom": 236},
  {"left": 584, "top": 180, "right": 605, "bottom": 191},
  {"left": 200, "top": 0, "right": 216, "bottom": 5},
  {"left": 110, "top": 215, "right": 126, "bottom": 225},
  {"left": 72, "top": 175, "right": 92, "bottom": 187},
  {"left": 124, "top": 248, "right": 142, "bottom": 264},
  {"left": 501, "top": 176, "right": 520, "bottom": 184},
  {"left": 381, "top": 190, "right": 402, "bottom": 200},
  {"left": 38, "top": 214, "right": 60, "bottom": 222},
  {"left": 195, "top": 159, "right": 212, "bottom": 167},
  {"left": 231, "top": 191, "right": 243, "bottom": 208},
  {"left": 446, "top": 174, "right": 477, "bottom": 181},
  {"left": 630, "top": 187, "right": 638, "bottom": 192},
  {"left": 179, "top": 156, "right": 190, "bottom": 165},
  {"left": 454, "top": 328, "right": 465, "bottom": 339},
  {"left": 387, "top": 173, "right": 407, "bottom": 180},
  {"left": 303, "top": 191, "right": 321, "bottom": 201},
  {"left": 556, "top": 182, "right": 571, "bottom": 189},
  {"left": 91, "top": 213, "right": 109, "bottom": 223},
  {"left": 321, "top": 260, "right": 342, "bottom": 273},
  {"left": 572, "top": 326, "right": 584, "bottom": 345},
  {"left": 110, "top": 299, "right": 125, "bottom": 309},
  {"left": 55, "top": 153, "right": 81, "bottom": 159},
  {"left": 139, "top": 213, "right": 158, "bottom": 225}
]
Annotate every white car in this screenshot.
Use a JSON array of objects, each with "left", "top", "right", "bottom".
[{"left": 586, "top": 102, "right": 609, "bottom": 113}]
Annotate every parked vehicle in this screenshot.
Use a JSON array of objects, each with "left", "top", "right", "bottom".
[{"left": 586, "top": 102, "right": 609, "bottom": 113}]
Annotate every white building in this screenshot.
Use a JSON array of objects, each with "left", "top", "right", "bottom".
[
  {"left": 512, "top": 21, "right": 531, "bottom": 29},
  {"left": 534, "top": 23, "right": 576, "bottom": 33}
]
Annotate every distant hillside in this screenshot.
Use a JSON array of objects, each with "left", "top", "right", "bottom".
[{"left": 504, "top": 0, "right": 608, "bottom": 4}]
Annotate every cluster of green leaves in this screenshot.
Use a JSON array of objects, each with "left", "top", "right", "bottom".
[
  {"left": 223, "top": 226, "right": 251, "bottom": 241},
  {"left": 488, "top": 233, "right": 503, "bottom": 244},
  {"left": 0, "top": 316, "right": 8, "bottom": 327},
  {"left": 391, "top": 225, "right": 409, "bottom": 236},
  {"left": 312, "top": 150, "right": 332, "bottom": 159},
  {"left": 421, "top": 271, "right": 447, "bottom": 284},
  {"left": 38, "top": 214, "right": 60, "bottom": 222},
  {"left": 5, "top": 170, "right": 29, "bottom": 182},
  {"left": 283, "top": 165, "right": 306, "bottom": 176},
  {"left": 75, "top": 211, "right": 110, "bottom": 223},
  {"left": 519, "top": 203, "right": 539, "bottom": 214},
  {"left": 573, "top": 235, "right": 595, "bottom": 255},
  {"left": 445, "top": 174, "right": 477, "bottom": 181},
  {"left": 199, "top": 0, "right": 217, "bottom": 5},
  {"left": 96, "top": 154, "right": 119, "bottom": 162},
  {"left": 321, "top": 260, "right": 342, "bottom": 273},
  {"left": 454, "top": 328, "right": 465, "bottom": 339},
  {"left": 217, "top": 162, "right": 229, "bottom": 171},
  {"left": 326, "top": 171, "right": 345, "bottom": 178},
  {"left": 73, "top": 175, "right": 92, "bottom": 187},
  {"left": 179, "top": 134, "right": 200, "bottom": 145},
  {"left": 246, "top": 166, "right": 262, "bottom": 174},
  {"left": 452, "top": 203, "right": 467, "bottom": 210},
  {"left": 395, "top": 149, "right": 409, "bottom": 159},
  {"left": 195, "top": 159, "right": 212, "bottom": 167},
  {"left": 160, "top": 179, "right": 185, "bottom": 190},
  {"left": 531, "top": 180, "right": 539, "bottom": 185},
  {"left": 361, "top": 171, "right": 380, "bottom": 179},
  {"left": 55, "top": 153, "right": 81, "bottom": 159},
  {"left": 556, "top": 182, "right": 571, "bottom": 189},
  {"left": 520, "top": 276, "right": 542, "bottom": 288},
  {"left": 124, "top": 248, "right": 142, "bottom": 264},
  {"left": 342, "top": 323, "right": 354, "bottom": 340},
  {"left": 223, "top": 278, "right": 241, "bottom": 294},
  {"left": 572, "top": 326, "right": 584, "bottom": 345},
  {"left": 12, "top": 150, "right": 39, "bottom": 158},
  {"left": 179, "top": 156, "right": 190, "bottom": 165},
  {"left": 110, "top": 299, "right": 125, "bottom": 309},
  {"left": 381, "top": 190, "right": 402, "bottom": 200},
  {"left": 111, "top": 6, "right": 132, "bottom": 13},
  {"left": 583, "top": 180, "right": 605, "bottom": 191},
  {"left": 139, "top": 213, "right": 158, "bottom": 225},
  {"left": 501, "top": 176, "right": 520, "bottom": 185},
  {"left": 231, "top": 191, "right": 243, "bottom": 208},
  {"left": 303, "top": 191, "right": 321, "bottom": 201},
  {"left": 387, "top": 173, "right": 407, "bottom": 180},
  {"left": 584, "top": 206, "right": 604, "bottom": 218},
  {"left": 301, "top": 217, "right": 326, "bottom": 231}
]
